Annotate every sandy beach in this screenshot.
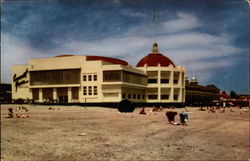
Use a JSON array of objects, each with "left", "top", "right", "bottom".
[{"left": 1, "top": 104, "right": 249, "bottom": 160}]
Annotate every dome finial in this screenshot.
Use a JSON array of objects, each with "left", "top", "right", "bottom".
[{"left": 152, "top": 42, "right": 159, "bottom": 53}]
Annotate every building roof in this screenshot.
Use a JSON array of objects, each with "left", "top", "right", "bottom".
[
  {"left": 54, "top": 55, "right": 129, "bottom": 66},
  {"left": 136, "top": 43, "right": 175, "bottom": 67},
  {"left": 86, "top": 56, "right": 129, "bottom": 66},
  {"left": 55, "top": 55, "right": 74, "bottom": 57},
  {"left": 220, "top": 91, "right": 231, "bottom": 99}
]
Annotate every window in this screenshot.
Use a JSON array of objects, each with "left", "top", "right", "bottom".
[
  {"left": 174, "top": 95, "right": 178, "bottom": 100},
  {"left": 32, "top": 88, "right": 39, "bottom": 100},
  {"left": 133, "top": 94, "right": 136, "bottom": 99},
  {"left": 161, "top": 95, "right": 169, "bottom": 100},
  {"left": 137, "top": 94, "right": 141, "bottom": 99},
  {"left": 103, "top": 71, "right": 121, "bottom": 82},
  {"left": 122, "top": 93, "right": 126, "bottom": 99},
  {"left": 128, "top": 94, "right": 131, "bottom": 99},
  {"left": 94, "top": 75, "right": 97, "bottom": 81},
  {"left": 83, "top": 75, "right": 87, "bottom": 81},
  {"left": 173, "top": 72, "right": 180, "bottom": 84},
  {"left": 88, "top": 86, "right": 92, "bottom": 95},
  {"left": 30, "top": 69, "right": 80, "bottom": 85},
  {"left": 83, "top": 86, "right": 87, "bottom": 95},
  {"left": 148, "top": 79, "right": 157, "bottom": 83},
  {"left": 122, "top": 71, "right": 147, "bottom": 85},
  {"left": 94, "top": 86, "right": 97, "bottom": 95},
  {"left": 88, "top": 75, "right": 92, "bottom": 81},
  {"left": 142, "top": 95, "right": 145, "bottom": 100},
  {"left": 161, "top": 79, "right": 169, "bottom": 84},
  {"left": 148, "top": 95, "right": 158, "bottom": 99}
]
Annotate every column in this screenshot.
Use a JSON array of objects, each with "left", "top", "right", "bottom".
[
  {"left": 68, "top": 87, "right": 72, "bottom": 103},
  {"left": 39, "top": 88, "right": 43, "bottom": 103},
  {"left": 53, "top": 88, "right": 57, "bottom": 101},
  {"left": 158, "top": 69, "right": 161, "bottom": 102},
  {"left": 170, "top": 88, "right": 173, "bottom": 102},
  {"left": 170, "top": 69, "right": 174, "bottom": 85},
  {"left": 118, "top": 92, "right": 122, "bottom": 101},
  {"left": 170, "top": 70, "right": 174, "bottom": 102}
]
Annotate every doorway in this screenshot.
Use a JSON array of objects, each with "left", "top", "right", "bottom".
[{"left": 57, "top": 88, "right": 68, "bottom": 104}]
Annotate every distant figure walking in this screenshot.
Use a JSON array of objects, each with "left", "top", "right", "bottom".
[
  {"left": 179, "top": 111, "right": 188, "bottom": 126},
  {"left": 165, "top": 111, "right": 177, "bottom": 125}
]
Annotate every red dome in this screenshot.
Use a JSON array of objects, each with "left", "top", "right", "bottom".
[{"left": 136, "top": 53, "right": 175, "bottom": 67}]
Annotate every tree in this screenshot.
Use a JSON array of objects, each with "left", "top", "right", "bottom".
[{"left": 230, "top": 90, "right": 238, "bottom": 98}]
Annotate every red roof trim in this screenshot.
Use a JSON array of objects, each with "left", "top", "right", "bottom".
[
  {"left": 86, "top": 56, "right": 129, "bottom": 66},
  {"left": 55, "top": 55, "right": 74, "bottom": 57}
]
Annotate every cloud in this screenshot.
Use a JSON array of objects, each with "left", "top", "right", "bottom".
[
  {"left": 125, "top": 12, "right": 202, "bottom": 36},
  {"left": 162, "top": 12, "right": 201, "bottom": 32},
  {"left": 1, "top": 11, "right": 245, "bottom": 89},
  {"left": 1, "top": 33, "right": 50, "bottom": 83},
  {"left": 120, "top": 9, "right": 147, "bottom": 18}
]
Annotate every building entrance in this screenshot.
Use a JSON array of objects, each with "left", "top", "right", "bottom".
[
  {"left": 58, "top": 96, "right": 68, "bottom": 104},
  {"left": 57, "top": 88, "right": 68, "bottom": 104}
]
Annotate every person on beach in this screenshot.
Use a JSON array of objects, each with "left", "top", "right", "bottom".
[
  {"left": 179, "top": 111, "right": 188, "bottom": 126},
  {"left": 8, "top": 108, "right": 14, "bottom": 118},
  {"left": 139, "top": 107, "right": 146, "bottom": 115},
  {"left": 165, "top": 111, "right": 178, "bottom": 125}
]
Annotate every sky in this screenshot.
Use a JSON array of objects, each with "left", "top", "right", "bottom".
[{"left": 1, "top": 0, "right": 249, "bottom": 94}]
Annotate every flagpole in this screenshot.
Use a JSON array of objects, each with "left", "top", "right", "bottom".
[{"left": 152, "top": 8, "right": 157, "bottom": 43}]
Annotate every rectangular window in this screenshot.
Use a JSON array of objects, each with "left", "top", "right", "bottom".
[
  {"left": 133, "top": 94, "right": 136, "bottom": 99},
  {"left": 94, "top": 75, "right": 97, "bottom": 81},
  {"left": 88, "top": 86, "right": 92, "bottom": 95},
  {"left": 148, "top": 95, "right": 158, "bottom": 99},
  {"left": 161, "top": 95, "right": 169, "bottom": 100},
  {"left": 122, "top": 71, "right": 147, "bottom": 85},
  {"left": 128, "top": 94, "right": 131, "bottom": 99},
  {"left": 174, "top": 80, "right": 178, "bottom": 84},
  {"left": 103, "top": 71, "right": 121, "bottom": 82},
  {"left": 88, "top": 75, "right": 92, "bottom": 81},
  {"left": 161, "top": 79, "right": 169, "bottom": 84},
  {"left": 83, "top": 75, "right": 87, "bottom": 81},
  {"left": 174, "top": 95, "right": 178, "bottom": 100},
  {"left": 94, "top": 86, "right": 97, "bottom": 95},
  {"left": 142, "top": 95, "right": 145, "bottom": 100},
  {"left": 83, "top": 86, "right": 87, "bottom": 95},
  {"left": 30, "top": 69, "right": 80, "bottom": 85},
  {"left": 137, "top": 94, "right": 141, "bottom": 99},
  {"left": 122, "top": 93, "right": 126, "bottom": 99},
  {"left": 148, "top": 79, "right": 157, "bottom": 83},
  {"left": 32, "top": 88, "right": 39, "bottom": 100}
]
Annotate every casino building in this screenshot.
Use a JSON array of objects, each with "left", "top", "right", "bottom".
[{"left": 11, "top": 43, "right": 185, "bottom": 107}]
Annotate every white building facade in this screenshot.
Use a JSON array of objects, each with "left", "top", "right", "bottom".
[{"left": 12, "top": 43, "right": 185, "bottom": 106}]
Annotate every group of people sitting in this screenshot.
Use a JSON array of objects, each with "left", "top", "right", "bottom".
[
  {"left": 198, "top": 106, "right": 228, "bottom": 113},
  {"left": 138, "top": 106, "right": 189, "bottom": 126},
  {"left": 139, "top": 106, "right": 175, "bottom": 115},
  {"left": 7, "top": 107, "right": 29, "bottom": 118},
  {"left": 48, "top": 107, "right": 60, "bottom": 110}
]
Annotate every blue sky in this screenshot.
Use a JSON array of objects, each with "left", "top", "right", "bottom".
[{"left": 1, "top": 0, "right": 249, "bottom": 94}]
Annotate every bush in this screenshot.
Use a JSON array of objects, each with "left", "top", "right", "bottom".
[{"left": 117, "top": 100, "right": 135, "bottom": 113}]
